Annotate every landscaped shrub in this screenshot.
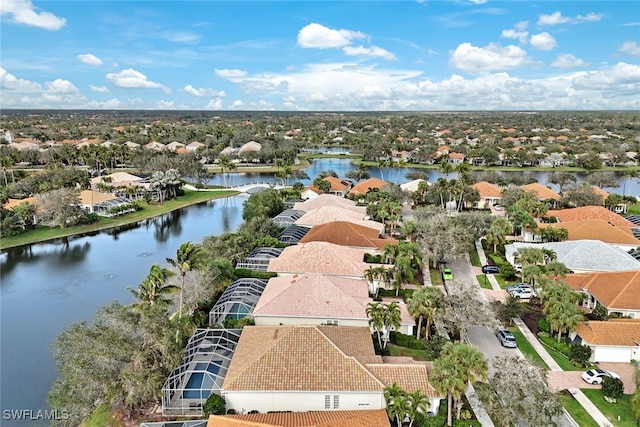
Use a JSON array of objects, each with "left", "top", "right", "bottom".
[
  {"left": 602, "top": 377, "right": 624, "bottom": 400},
  {"left": 364, "top": 253, "right": 382, "bottom": 263},
  {"left": 589, "top": 304, "right": 609, "bottom": 321},
  {"left": 389, "top": 331, "right": 425, "bottom": 350},
  {"left": 569, "top": 344, "right": 592, "bottom": 367},
  {"left": 538, "top": 317, "right": 551, "bottom": 334},
  {"left": 539, "top": 333, "right": 572, "bottom": 358},
  {"left": 423, "top": 334, "right": 448, "bottom": 360},
  {"left": 233, "top": 268, "right": 277, "bottom": 280},
  {"left": 203, "top": 393, "right": 226, "bottom": 416}
]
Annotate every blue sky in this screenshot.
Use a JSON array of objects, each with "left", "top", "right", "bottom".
[{"left": 1, "top": 0, "right": 639, "bottom": 110}]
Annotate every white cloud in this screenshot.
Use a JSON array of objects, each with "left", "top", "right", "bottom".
[
  {"left": 530, "top": 32, "right": 556, "bottom": 50},
  {"left": 551, "top": 54, "right": 586, "bottom": 69},
  {"left": 90, "top": 85, "right": 109, "bottom": 93},
  {"left": 215, "top": 69, "right": 248, "bottom": 79},
  {"left": 570, "top": 62, "right": 640, "bottom": 91},
  {"left": 86, "top": 98, "right": 123, "bottom": 109},
  {"left": 468, "top": 0, "right": 487, "bottom": 4},
  {"left": 184, "top": 84, "right": 226, "bottom": 97},
  {"left": 501, "top": 29, "right": 528, "bottom": 44},
  {"left": 204, "top": 98, "right": 223, "bottom": 110},
  {"left": 155, "top": 100, "right": 175, "bottom": 110},
  {"left": 537, "top": 11, "right": 571, "bottom": 26},
  {"left": 230, "top": 100, "right": 245, "bottom": 110},
  {"left": 297, "top": 23, "right": 365, "bottom": 49},
  {"left": 617, "top": 41, "right": 640, "bottom": 56},
  {"left": 77, "top": 53, "right": 103, "bottom": 66},
  {"left": 515, "top": 21, "right": 529, "bottom": 31},
  {"left": 0, "top": 67, "right": 41, "bottom": 92},
  {"left": 161, "top": 31, "right": 200, "bottom": 43},
  {"left": 105, "top": 69, "right": 165, "bottom": 90},
  {"left": 45, "top": 79, "right": 79, "bottom": 94},
  {"left": 342, "top": 45, "right": 397, "bottom": 60},
  {"left": 0, "top": 0, "right": 66, "bottom": 30},
  {"left": 450, "top": 42, "right": 531, "bottom": 72},
  {"left": 538, "top": 11, "right": 602, "bottom": 26}
]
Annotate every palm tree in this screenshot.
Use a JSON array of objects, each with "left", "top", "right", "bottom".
[
  {"left": 382, "top": 243, "right": 401, "bottom": 265},
  {"left": 218, "top": 155, "right": 233, "bottom": 187},
  {"left": 384, "top": 383, "right": 407, "bottom": 427},
  {"left": 406, "top": 390, "right": 430, "bottom": 427},
  {"left": 431, "top": 357, "right": 466, "bottom": 427},
  {"left": 382, "top": 301, "right": 402, "bottom": 348},
  {"left": 407, "top": 286, "right": 445, "bottom": 340},
  {"left": 129, "top": 264, "right": 177, "bottom": 309},
  {"left": 166, "top": 241, "right": 204, "bottom": 318},
  {"left": 442, "top": 343, "right": 487, "bottom": 419},
  {"left": 401, "top": 220, "right": 418, "bottom": 242},
  {"left": 366, "top": 302, "right": 386, "bottom": 349}
]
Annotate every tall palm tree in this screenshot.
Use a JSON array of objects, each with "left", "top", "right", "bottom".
[
  {"left": 384, "top": 382, "right": 407, "bottom": 427},
  {"left": 407, "top": 286, "right": 445, "bottom": 340},
  {"left": 129, "top": 264, "right": 177, "bottom": 309},
  {"left": 166, "top": 241, "right": 204, "bottom": 318},
  {"left": 442, "top": 343, "right": 487, "bottom": 419},
  {"left": 218, "top": 155, "right": 233, "bottom": 187},
  {"left": 406, "top": 390, "right": 430, "bottom": 427},
  {"left": 382, "top": 301, "right": 402, "bottom": 348},
  {"left": 431, "top": 357, "right": 466, "bottom": 427},
  {"left": 366, "top": 302, "right": 386, "bottom": 349}
]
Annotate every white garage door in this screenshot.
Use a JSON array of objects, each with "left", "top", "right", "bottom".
[{"left": 594, "top": 347, "right": 632, "bottom": 363}]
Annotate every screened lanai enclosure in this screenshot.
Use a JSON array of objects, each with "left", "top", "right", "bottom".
[
  {"left": 209, "top": 278, "right": 268, "bottom": 326},
  {"left": 272, "top": 209, "right": 306, "bottom": 227},
  {"left": 235, "top": 247, "right": 283, "bottom": 271},
  {"left": 162, "top": 328, "right": 242, "bottom": 416},
  {"left": 278, "top": 225, "right": 310, "bottom": 245}
]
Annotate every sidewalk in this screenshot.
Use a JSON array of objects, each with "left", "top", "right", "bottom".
[{"left": 475, "top": 240, "right": 501, "bottom": 291}]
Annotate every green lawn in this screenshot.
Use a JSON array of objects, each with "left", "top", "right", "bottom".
[
  {"left": 81, "top": 404, "right": 121, "bottom": 427},
  {"left": 539, "top": 341, "right": 583, "bottom": 371},
  {"left": 429, "top": 268, "right": 444, "bottom": 287},
  {"left": 508, "top": 327, "right": 549, "bottom": 369},
  {"left": 469, "top": 247, "right": 481, "bottom": 267},
  {"left": 0, "top": 189, "right": 238, "bottom": 250},
  {"left": 558, "top": 393, "right": 599, "bottom": 427},
  {"left": 582, "top": 389, "right": 636, "bottom": 427},
  {"left": 387, "top": 344, "right": 432, "bottom": 361},
  {"left": 626, "top": 203, "right": 640, "bottom": 215},
  {"left": 476, "top": 274, "right": 493, "bottom": 290}
]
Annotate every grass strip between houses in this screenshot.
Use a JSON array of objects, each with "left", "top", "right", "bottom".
[
  {"left": 508, "top": 327, "right": 549, "bottom": 369},
  {"left": 581, "top": 389, "right": 636, "bottom": 427},
  {"left": 558, "top": 393, "right": 599, "bottom": 427},
  {"left": 0, "top": 189, "right": 239, "bottom": 250}
]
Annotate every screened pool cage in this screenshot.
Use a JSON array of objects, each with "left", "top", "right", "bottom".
[
  {"left": 209, "top": 278, "right": 268, "bottom": 326},
  {"left": 278, "top": 225, "right": 310, "bottom": 245},
  {"left": 272, "top": 209, "right": 306, "bottom": 227},
  {"left": 162, "top": 328, "right": 242, "bottom": 416},
  {"left": 235, "top": 247, "right": 283, "bottom": 271}
]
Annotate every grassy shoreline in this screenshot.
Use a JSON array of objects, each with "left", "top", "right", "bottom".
[{"left": 0, "top": 189, "right": 239, "bottom": 250}]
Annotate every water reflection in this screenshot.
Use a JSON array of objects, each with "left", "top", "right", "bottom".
[
  {"left": 150, "top": 210, "right": 184, "bottom": 243},
  {"left": 0, "top": 240, "right": 91, "bottom": 281}
]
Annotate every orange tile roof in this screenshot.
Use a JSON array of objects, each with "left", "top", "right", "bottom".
[
  {"left": 294, "top": 195, "right": 364, "bottom": 213},
  {"left": 472, "top": 181, "right": 503, "bottom": 198},
  {"left": 78, "top": 190, "right": 117, "bottom": 205},
  {"left": 537, "top": 220, "right": 640, "bottom": 245},
  {"left": 208, "top": 409, "right": 391, "bottom": 427},
  {"left": 548, "top": 206, "right": 635, "bottom": 227},
  {"left": 295, "top": 207, "right": 384, "bottom": 233},
  {"left": 449, "top": 152, "right": 465, "bottom": 159},
  {"left": 267, "top": 242, "right": 380, "bottom": 276},
  {"left": 576, "top": 319, "right": 640, "bottom": 346},
  {"left": 590, "top": 186, "right": 610, "bottom": 199},
  {"left": 324, "top": 176, "right": 350, "bottom": 192},
  {"left": 222, "top": 326, "right": 384, "bottom": 392},
  {"left": 564, "top": 270, "right": 640, "bottom": 310},
  {"left": 299, "top": 221, "right": 398, "bottom": 250},
  {"left": 365, "top": 364, "right": 437, "bottom": 397},
  {"left": 349, "top": 178, "right": 387, "bottom": 196},
  {"left": 3, "top": 197, "right": 37, "bottom": 210},
  {"left": 520, "top": 183, "right": 561, "bottom": 200}
]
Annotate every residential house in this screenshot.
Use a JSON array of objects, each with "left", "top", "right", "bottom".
[
  {"left": 348, "top": 178, "right": 387, "bottom": 197},
  {"left": 447, "top": 152, "right": 465, "bottom": 165},
  {"left": 166, "top": 141, "right": 186, "bottom": 151},
  {"left": 505, "top": 240, "right": 640, "bottom": 273},
  {"left": 400, "top": 179, "right": 428, "bottom": 193},
  {"left": 468, "top": 181, "right": 503, "bottom": 209},
  {"left": 520, "top": 183, "right": 561, "bottom": 205},
  {"left": 309, "top": 176, "right": 353, "bottom": 197},
  {"left": 79, "top": 190, "right": 134, "bottom": 217},
  {"left": 298, "top": 221, "right": 398, "bottom": 252},
  {"left": 145, "top": 141, "right": 166, "bottom": 151},
  {"left": 186, "top": 141, "right": 205, "bottom": 151},
  {"left": 564, "top": 270, "right": 640, "bottom": 319},
  {"left": 572, "top": 319, "right": 640, "bottom": 363},
  {"left": 300, "top": 186, "right": 322, "bottom": 199},
  {"left": 536, "top": 220, "right": 640, "bottom": 250},
  {"left": 221, "top": 325, "right": 440, "bottom": 414},
  {"left": 293, "top": 195, "right": 366, "bottom": 215},
  {"left": 206, "top": 410, "right": 391, "bottom": 427},
  {"left": 252, "top": 274, "right": 414, "bottom": 335},
  {"left": 238, "top": 141, "right": 262, "bottom": 156},
  {"left": 547, "top": 205, "right": 636, "bottom": 228},
  {"left": 295, "top": 206, "right": 384, "bottom": 233}
]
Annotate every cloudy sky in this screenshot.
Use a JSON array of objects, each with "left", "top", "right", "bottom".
[{"left": 1, "top": 0, "right": 639, "bottom": 111}]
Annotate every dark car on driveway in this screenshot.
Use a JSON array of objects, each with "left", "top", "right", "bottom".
[
  {"left": 482, "top": 265, "right": 500, "bottom": 274},
  {"left": 496, "top": 329, "right": 517, "bottom": 348}
]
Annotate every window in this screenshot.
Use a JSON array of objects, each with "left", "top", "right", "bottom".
[
  {"left": 333, "top": 395, "right": 340, "bottom": 409},
  {"left": 324, "top": 395, "right": 331, "bottom": 409},
  {"left": 326, "top": 320, "right": 340, "bottom": 326}
]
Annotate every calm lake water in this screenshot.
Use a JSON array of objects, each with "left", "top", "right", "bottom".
[{"left": 0, "top": 158, "right": 637, "bottom": 425}]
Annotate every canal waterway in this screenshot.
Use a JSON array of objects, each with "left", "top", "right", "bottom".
[{"left": 0, "top": 158, "right": 638, "bottom": 425}]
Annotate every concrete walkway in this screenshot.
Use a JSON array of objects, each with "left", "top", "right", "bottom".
[
  {"left": 475, "top": 240, "right": 501, "bottom": 291},
  {"left": 466, "top": 383, "right": 495, "bottom": 427}
]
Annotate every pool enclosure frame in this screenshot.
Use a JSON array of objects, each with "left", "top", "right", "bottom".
[
  {"left": 161, "top": 328, "right": 242, "bottom": 416},
  {"left": 272, "top": 209, "right": 306, "bottom": 227},
  {"left": 278, "top": 225, "right": 310, "bottom": 245},
  {"left": 209, "top": 278, "right": 268, "bottom": 326},
  {"left": 235, "top": 247, "right": 283, "bottom": 271}
]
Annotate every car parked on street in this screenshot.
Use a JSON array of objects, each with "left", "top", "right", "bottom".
[
  {"left": 482, "top": 265, "right": 500, "bottom": 274},
  {"left": 581, "top": 369, "right": 621, "bottom": 385},
  {"left": 496, "top": 329, "right": 518, "bottom": 348},
  {"left": 441, "top": 268, "right": 454, "bottom": 281}
]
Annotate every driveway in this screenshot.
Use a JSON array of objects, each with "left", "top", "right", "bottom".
[{"left": 548, "top": 363, "right": 637, "bottom": 394}]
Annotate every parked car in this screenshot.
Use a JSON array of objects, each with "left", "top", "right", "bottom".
[
  {"left": 482, "top": 265, "right": 500, "bottom": 274},
  {"left": 509, "top": 288, "right": 534, "bottom": 299},
  {"left": 496, "top": 329, "right": 518, "bottom": 348},
  {"left": 493, "top": 205, "right": 502, "bottom": 211},
  {"left": 506, "top": 282, "right": 531, "bottom": 293},
  {"left": 441, "top": 268, "right": 454, "bottom": 281},
  {"left": 581, "top": 369, "right": 621, "bottom": 385}
]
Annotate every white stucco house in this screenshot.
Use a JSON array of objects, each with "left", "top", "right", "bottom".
[{"left": 572, "top": 320, "right": 640, "bottom": 363}]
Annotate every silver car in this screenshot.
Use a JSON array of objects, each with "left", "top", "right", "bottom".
[{"left": 496, "top": 329, "right": 518, "bottom": 348}]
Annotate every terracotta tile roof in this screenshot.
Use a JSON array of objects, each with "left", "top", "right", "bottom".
[
  {"left": 294, "top": 195, "right": 365, "bottom": 213},
  {"left": 538, "top": 220, "right": 640, "bottom": 245},
  {"left": 400, "top": 179, "right": 428, "bottom": 193},
  {"left": 349, "top": 178, "right": 387, "bottom": 196},
  {"left": 472, "top": 181, "right": 503, "bottom": 199},
  {"left": 548, "top": 206, "right": 635, "bottom": 227},
  {"left": 299, "top": 221, "right": 398, "bottom": 250},
  {"left": 449, "top": 152, "right": 465, "bottom": 160},
  {"left": 90, "top": 172, "right": 144, "bottom": 187},
  {"left": 576, "top": 319, "right": 640, "bottom": 346},
  {"left": 222, "top": 325, "right": 384, "bottom": 392},
  {"left": 520, "top": 183, "right": 561, "bottom": 200},
  {"left": 208, "top": 409, "right": 391, "bottom": 427},
  {"left": 590, "top": 186, "right": 610, "bottom": 199},
  {"left": 267, "top": 242, "right": 380, "bottom": 277},
  {"left": 366, "top": 364, "right": 437, "bottom": 397},
  {"left": 78, "top": 190, "right": 117, "bottom": 205},
  {"left": 324, "top": 176, "right": 350, "bottom": 192},
  {"left": 3, "top": 197, "right": 37, "bottom": 210},
  {"left": 295, "top": 207, "right": 384, "bottom": 233},
  {"left": 564, "top": 270, "right": 640, "bottom": 310}
]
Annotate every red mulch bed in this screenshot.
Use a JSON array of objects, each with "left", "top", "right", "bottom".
[{"left": 521, "top": 306, "right": 544, "bottom": 334}]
